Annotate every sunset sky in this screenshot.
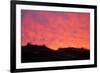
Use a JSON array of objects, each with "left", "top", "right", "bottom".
[{"left": 21, "top": 10, "right": 90, "bottom": 50}]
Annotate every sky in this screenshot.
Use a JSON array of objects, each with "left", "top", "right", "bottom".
[{"left": 21, "top": 10, "right": 90, "bottom": 50}]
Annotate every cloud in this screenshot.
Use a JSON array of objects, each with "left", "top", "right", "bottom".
[{"left": 21, "top": 10, "right": 90, "bottom": 50}]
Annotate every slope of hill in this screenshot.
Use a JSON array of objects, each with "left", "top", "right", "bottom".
[{"left": 21, "top": 43, "right": 90, "bottom": 63}]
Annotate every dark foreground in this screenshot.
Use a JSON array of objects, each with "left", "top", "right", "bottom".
[{"left": 21, "top": 43, "right": 90, "bottom": 63}]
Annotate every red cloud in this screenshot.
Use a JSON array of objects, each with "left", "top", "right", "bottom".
[{"left": 21, "top": 10, "right": 90, "bottom": 50}]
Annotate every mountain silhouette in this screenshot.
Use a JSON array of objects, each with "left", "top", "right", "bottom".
[{"left": 21, "top": 43, "right": 90, "bottom": 63}]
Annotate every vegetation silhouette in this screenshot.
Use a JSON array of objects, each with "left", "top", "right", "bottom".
[{"left": 21, "top": 43, "right": 90, "bottom": 63}]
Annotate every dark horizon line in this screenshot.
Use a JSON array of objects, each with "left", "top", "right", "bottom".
[{"left": 21, "top": 43, "right": 90, "bottom": 51}]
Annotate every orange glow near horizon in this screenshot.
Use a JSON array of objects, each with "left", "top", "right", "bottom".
[{"left": 21, "top": 10, "right": 90, "bottom": 50}]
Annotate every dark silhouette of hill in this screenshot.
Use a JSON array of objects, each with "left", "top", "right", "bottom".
[{"left": 21, "top": 43, "right": 90, "bottom": 63}]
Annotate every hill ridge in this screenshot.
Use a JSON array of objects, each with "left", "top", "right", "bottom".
[{"left": 21, "top": 43, "right": 90, "bottom": 63}]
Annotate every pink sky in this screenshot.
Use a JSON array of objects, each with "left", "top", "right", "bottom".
[{"left": 21, "top": 10, "right": 90, "bottom": 50}]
